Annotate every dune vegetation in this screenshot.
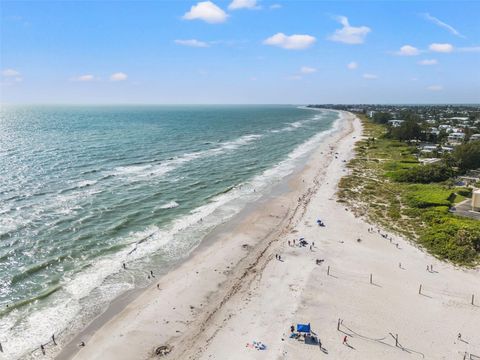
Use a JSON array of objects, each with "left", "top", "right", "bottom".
[{"left": 338, "top": 115, "right": 480, "bottom": 265}]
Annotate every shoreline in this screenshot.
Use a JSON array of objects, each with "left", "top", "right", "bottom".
[
  {"left": 54, "top": 110, "right": 352, "bottom": 360},
  {"left": 60, "top": 109, "right": 479, "bottom": 360}
]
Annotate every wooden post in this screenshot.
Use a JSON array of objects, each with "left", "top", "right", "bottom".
[
  {"left": 327, "top": 266, "right": 330, "bottom": 276},
  {"left": 418, "top": 284, "right": 422, "bottom": 295},
  {"left": 472, "top": 294, "right": 475, "bottom": 305},
  {"left": 370, "top": 274, "right": 373, "bottom": 284}
]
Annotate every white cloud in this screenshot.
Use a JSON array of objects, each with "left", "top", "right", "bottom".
[
  {"left": 418, "top": 59, "right": 438, "bottom": 66},
  {"left": 422, "top": 13, "right": 464, "bottom": 38},
  {"left": 429, "top": 43, "right": 453, "bottom": 53},
  {"left": 347, "top": 61, "right": 358, "bottom": 70},
  {"left": 72, "top": 74, "right": 95, "bottom": 82},
  {"left": 183, "top": 1, "right": 228, "bottom": 24},
  {"left": 110, "top": 72, "right": 128, "bottom": 81},
  {"left": 328, "top": 16, "right": 371, "bottom": 44},
  {"left": 174, "top": 39, "right": 209, "bottom": 48},
  {"left": 2, "top": 69, "right": 20, "bottom": 77},
  {"left": 0, "top": 69, "right": 22, "bottom": 85},
  {"left": 300, "top": 66, "right": 317, "bottom": 74},
  {"left": 228, "top": 0, "right": 259, "bottom": 10},
  {"left": 270, "top": 4, "right": 282, "bottom": 9},
  {"left": 427, "top": 85, "right": 443, "bottom": 91},
  {"left": 363, "top": 73, "right": 378, "bottom": 80},
  {"left": 263, "top": 33, "right": 316, "bottom": 50},
  {"left": 396, "top": 45, "right": 420, "bottom": 56}
]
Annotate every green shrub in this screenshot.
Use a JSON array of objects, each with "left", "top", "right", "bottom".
[
  {"left": 453, "top": 141, "right": 480, "bottom": 172},
  {"left": 419, "top": 218, "right": 480, "bottom": 263},
  {"left": 456, "top": 188, "right": 472, "bottom": 197},
  {"left": 405, "top": 184, "right": 454, "bottom": 208},
  {"left": 395, "top": 163, "right": 456, "bottom": 183}
]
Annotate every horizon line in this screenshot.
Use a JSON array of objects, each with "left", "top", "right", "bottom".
[{"left": 2, "top": 102, "right": 480, "bottom": 107}]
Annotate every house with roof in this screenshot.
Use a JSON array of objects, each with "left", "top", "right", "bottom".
[{"left": 447, "top": 132, "right": 465, "bottom": 145}]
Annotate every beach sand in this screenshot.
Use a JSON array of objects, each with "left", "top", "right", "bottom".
[{"left": 63, "top": 112, "right": 480, "bottom": 360}]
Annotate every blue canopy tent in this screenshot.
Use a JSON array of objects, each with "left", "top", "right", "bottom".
[{"left": 296, "top": 323, "right": 311, "bottom": 333}]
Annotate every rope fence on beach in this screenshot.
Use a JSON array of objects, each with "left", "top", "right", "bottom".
[
  {"left": 461, "top": 352, "right": 480, "bottom": 360},
  {"left": 326, "top": 266, "right": 377, "bottom": 285},
  {"left": 337, "top": 318, "right": 425, "bottom": 358},
  {"left": 418, "top": 284, "right": 476, "bottom": 306},
  {"left": 325, "top": 266, "right": 476, "bottom": 306}
]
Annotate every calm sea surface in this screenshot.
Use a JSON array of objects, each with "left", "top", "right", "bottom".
[{"left": 0, "top": 105, "right": 338, "bottom": 358}]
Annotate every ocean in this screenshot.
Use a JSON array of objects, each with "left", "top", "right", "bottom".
[{"left": 0, "top": 105, "right": 339, "bottom": 359}]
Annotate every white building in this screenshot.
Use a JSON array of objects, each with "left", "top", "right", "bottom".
[
  {"left": 438, "top": 124, "right": 453, "bottom": 132},
  {"left": 470, "top": 134, "right": 480, "bottom": 142},
  {"left": 447, "top": 132, "right": 465, "bottom": 144},
  {"left": 388, "top": 119, "right": 404, "bottom": 128},
  {"left": 420, "top": 145, "right": 438, "bottom": 153}
]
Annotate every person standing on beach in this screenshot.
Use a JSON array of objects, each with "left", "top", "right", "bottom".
[
  {"left": 41, "top": 344, "right": 45, "bottom": 355},
  {"left": 52, "top": 334, "right": 56, "bottom": 345},
  {"left": 343, "top": 336, "right": 348, "bottom": 345},
  {"left": 123, "top": 263, "right": 126, "bottom": 270}
]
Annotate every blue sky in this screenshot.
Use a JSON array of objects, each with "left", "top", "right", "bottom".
[{"left": 1, "top": 0, "right": 479, "bottom": 104}]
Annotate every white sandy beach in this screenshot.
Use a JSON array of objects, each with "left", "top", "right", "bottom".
[{"left": 62, "top": 112, "right": 480, "bottom": 360}]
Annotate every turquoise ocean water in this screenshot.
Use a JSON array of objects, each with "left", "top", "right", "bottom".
[{"left": 0, "top": 105, "right": 339, "bottom": 358}]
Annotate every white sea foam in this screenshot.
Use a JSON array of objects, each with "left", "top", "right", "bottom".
[
  {"left": 111, "top": 133, "right": 264, "bottom": 182},
  {"left": 0, "top": 184, "right": 101, "bottom": 239},
  {"left": 158, "top": 201, "right": 180, "bottom": 209},
  {"left": 270, "top": 114, "right": 324, "bottom": 133}
]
